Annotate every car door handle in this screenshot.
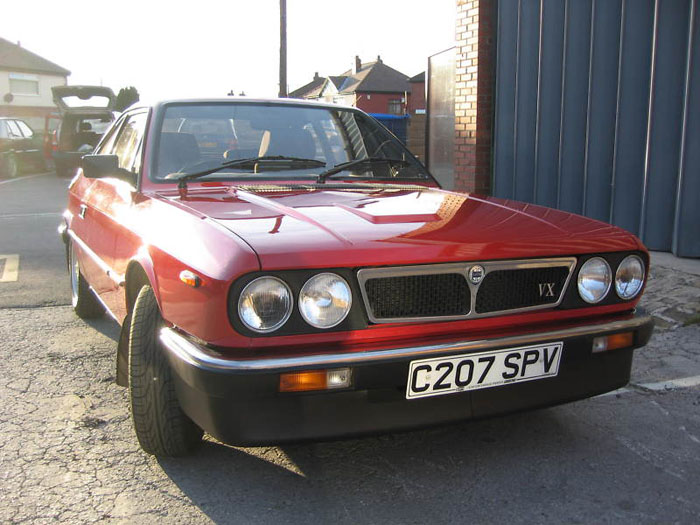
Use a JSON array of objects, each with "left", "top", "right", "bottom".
[{"left": 79, "top": 204, "right": 88, "bottom": 219}]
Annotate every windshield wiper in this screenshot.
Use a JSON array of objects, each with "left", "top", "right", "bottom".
[
  {"left": 170, "top": 156, "right": 326, "bottom": 189},
  {"left": 316, "top": 157, "right": 412, "bottom": 183}
]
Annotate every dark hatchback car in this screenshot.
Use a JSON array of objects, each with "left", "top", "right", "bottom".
[
  {"left": 0, "top": 117, "right": 45, "bottom": 178},
  {"left": 51, "top": 85, "right": 116, "bottom": 178}
]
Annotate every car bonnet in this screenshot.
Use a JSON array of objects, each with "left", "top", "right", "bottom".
[{"left": 165, "top": 184, "right": 642, "bottom": 270}]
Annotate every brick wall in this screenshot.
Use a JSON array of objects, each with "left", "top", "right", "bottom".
[
  {"left": 355, "top": 92, "right": 406, "bottom": 115},
  {"left": 407, "top": 113, "right": 426, "bottom": 161},
  {"left": 454, "top": 0, "right": 494, "bottom": 194}
]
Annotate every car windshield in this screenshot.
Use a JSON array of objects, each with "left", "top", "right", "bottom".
[{"left": 152, "top": 102, "right": 432, "bottom": 183}]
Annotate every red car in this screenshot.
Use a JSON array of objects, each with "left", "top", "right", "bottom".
[{"left": 60, "top": 98, "right": 653, "bottom": 456}]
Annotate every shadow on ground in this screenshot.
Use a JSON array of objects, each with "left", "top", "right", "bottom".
[{"left": 158, "top": 409, "right": 587, "bottom": 523}]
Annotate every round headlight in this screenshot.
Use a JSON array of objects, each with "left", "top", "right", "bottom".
[
  {"left": 578, "top": 257, "right": 612, "bottom": 304},
  {"left": 238, "top": 276, "right": 292, "bottom": 333},
  {"left": 615, "top": 255, "right": 645, "bottom": 300},
  {"left": 299, "top": 273, "right": 352, "bottom": 329}
]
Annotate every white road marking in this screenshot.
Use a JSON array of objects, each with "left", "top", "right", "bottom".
[
  {"left": 0, "top": 173, "right": 48, "bottom": 186},
  {"left": 596, "top": 375, "right": 700, "bottom": 398},
  {"left": 638, "top": 375, "right": 700, "bottom": 391},
  {"left": 0, "top": 212, "right": 63, "bottom": 219},
  {"left": 0, "top": 254, "right": 19, "bottom": 282}
]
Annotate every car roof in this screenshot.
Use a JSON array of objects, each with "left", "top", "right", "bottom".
[{"left": 125, "top": 97, "right": 356, "bottom": 113}]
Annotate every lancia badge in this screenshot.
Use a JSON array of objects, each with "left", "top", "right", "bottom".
[{"left": 468, "top": 265, "right": 485, "bottom": 285}]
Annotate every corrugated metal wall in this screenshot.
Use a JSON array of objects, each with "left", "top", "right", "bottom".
[{"left": 492, "top": 0, "right": 699, "bottom": 256}]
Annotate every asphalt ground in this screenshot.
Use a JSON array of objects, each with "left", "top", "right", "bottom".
[{"left": 1, "top": 172, "right": 699, "bottom": 524}]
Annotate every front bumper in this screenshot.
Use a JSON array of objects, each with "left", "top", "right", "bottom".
[{"left": 162, "top": 310, "right": 654, "bottom": 446}]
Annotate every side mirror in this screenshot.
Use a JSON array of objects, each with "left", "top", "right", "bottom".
[{"left": 81, "top": 154, "right": 136, "bottom": 186}]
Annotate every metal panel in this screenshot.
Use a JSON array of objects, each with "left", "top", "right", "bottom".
[
  {"left": 513, "top": 0, "right": 541, "bottom": 202},
  {"left": 641, "top": 0, "right": 691, "bottom": 249},
  {"left": 611, "top": 0, "right": 654, "bottom": 234},
  {"left": 426, "top": 48, "right": 456, "bottom": 189},
  {"left": 557, "top": 0, "right": 592, "bottom": 214},
  {"left": 493, "top": 0, "right": 519, "bottom": 197},
  {"left": 674, "top": 0, "right": 700, "bottom": 255},
  {"left": 534, "top": 0, "right": 566, "bottom": 207},
  {"left": 583, "top": 0, "right": 622, "bottom": 222},
  {"left": 492, "top": 0, "right": 700, "bottom": 256}
]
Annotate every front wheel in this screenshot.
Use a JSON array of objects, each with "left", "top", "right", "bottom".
[{"left": 128, "top": 286, "right": 202, "bottom": 456}]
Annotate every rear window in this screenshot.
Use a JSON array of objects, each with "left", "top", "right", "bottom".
[{"left": 58, "top": 95, "right": 112, "bottom": 109}]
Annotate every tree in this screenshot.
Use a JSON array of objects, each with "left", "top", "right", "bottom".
[{"left": 115, "top": 86, "right": 140, "bottom": 112}]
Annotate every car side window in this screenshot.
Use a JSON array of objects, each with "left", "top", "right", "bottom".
[
  {"left": 6, "top": 120, "right": 22, "bottom": 138},
  {"left": 16, "top": 120, "right": 33, "bottom": 138},
  {"left": 111, "top": 113, "right": 147, "bottom": 171},
  {"left": 94, "top": 116, "right": 125, "bottom": 155},
  {"left": 0, "top": 121, "right": 7, "bottom": 139}
]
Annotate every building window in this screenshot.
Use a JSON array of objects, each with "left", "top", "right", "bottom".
[
  {"left": 9, "top": 73, "right": 39, "bottom": 95},
  {"left": 388, "top": 99, "right": 402, "bottom": 115}
]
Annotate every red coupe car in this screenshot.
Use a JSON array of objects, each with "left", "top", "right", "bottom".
[{"left": 60, "top": 98, "right": 653, "bottom": 456}]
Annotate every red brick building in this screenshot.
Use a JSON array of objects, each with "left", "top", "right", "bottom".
[{"left": 290, "top": 56, "right": 424, "bottom": 117}]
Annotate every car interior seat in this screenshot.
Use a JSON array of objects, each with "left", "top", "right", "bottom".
[
  {"left": 258, "top": 127, "right": 317, "bottom": 159},
  {"left": 158, "top": 132, "right": 201, "bottom": 177},
  {"left": 75, "top": 121, "right": 99, "bottom": 149}
]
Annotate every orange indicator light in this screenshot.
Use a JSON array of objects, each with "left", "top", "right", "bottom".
[
  {"left": 279, "top": 368, "right": 351, "bottom": 392},
  {"left": 592, "top": 332, "right": 634, "bottom": 353},
  {"left": 179, "top": 270, "right": 202, "bottom": 288}
]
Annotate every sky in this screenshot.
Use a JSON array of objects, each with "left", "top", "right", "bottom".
[{"left": 3, "top": 0, "right": 456, "bottom": 101}]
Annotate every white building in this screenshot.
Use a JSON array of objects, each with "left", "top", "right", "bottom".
[{"left": 0, "top": 37, "right": 70, "bottom": 129}]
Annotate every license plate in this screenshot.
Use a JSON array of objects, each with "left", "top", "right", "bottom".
[{"left": 406, "top": 342, "right": 563, "bottom": 399}]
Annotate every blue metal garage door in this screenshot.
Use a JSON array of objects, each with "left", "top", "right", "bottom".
[{"left": 492, "top": 0, "right": 699, "bottom": 256}]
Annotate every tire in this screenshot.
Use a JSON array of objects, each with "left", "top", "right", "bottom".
[
  {"left": 33, "top": 155, "right": 47, "bottom": 173},
  {"left": 55, "top": 161, "right": 70, "bottom": 178},
  {"left": 128, "top": 286, "right": 202, "bottom": 456},
  {"left": 5, "top": 153, "right": 19, "bottom": 178},
  {"left": 68, "top": 241, "right": 104, "bottom": 319}
]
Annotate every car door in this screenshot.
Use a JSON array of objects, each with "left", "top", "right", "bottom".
[
  {"left": 67, "top": 114, "right": 127, "bottom": 301},
  {"left": 5, "top": 120, "right": 25, "bottom": 154},
  {"left": 85, "top": 111, "right": 149, "bottom": 320},
  {"left": 14, "top": 120, "right": 41, "bottom": 164}
]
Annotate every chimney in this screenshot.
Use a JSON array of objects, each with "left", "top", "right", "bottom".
[
  {"left": 313, "top": 71, "right": 320, "bottom": 80},
  {"left": 376, "top": 55, "right": 382, "bottom": 63},
  {"left": 354, "top": 55, "right": 361, "bottom": 74}
]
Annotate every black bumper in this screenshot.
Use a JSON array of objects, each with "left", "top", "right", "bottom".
[{"left": 162, "top": 311, "right": 654, "bottom": 446}]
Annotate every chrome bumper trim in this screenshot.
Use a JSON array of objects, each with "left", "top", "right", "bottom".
[{"left": 160, "top": 312, "right": 652, "bottom": 374}]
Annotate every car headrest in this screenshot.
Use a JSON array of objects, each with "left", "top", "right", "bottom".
[
  {"left": 158, "top": 132, "right": 201, "bottom": 177},
  {"left": 258, "top": 127, "right": 317, "bottom": 159}
]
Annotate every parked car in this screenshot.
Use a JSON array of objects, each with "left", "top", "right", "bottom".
[
  {"left": 0, "top": 117, "right": 45, "bottom": 177},
  {"left": 60, "top": 98, "right": 654, "bottom": 457},
  {"left": 51, "top": 85, "right": 116, "bottom": 178}
]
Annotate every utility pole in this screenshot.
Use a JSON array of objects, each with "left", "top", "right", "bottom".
[{"left": 279, "top": 0, "right": 287, "bottom": 98}]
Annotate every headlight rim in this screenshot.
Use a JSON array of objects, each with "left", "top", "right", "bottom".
[
  {"left": 615, "top": 254, "right": 646, "bottom": 300},
  {"left": 237, "top": 275, "right": 293, "bottom": 334},
  {"left": 298, "top": 272, "right": 353, "bottom": 329},
  {"left": 577, "top": 256, "right": 612, "bottom": 304}
]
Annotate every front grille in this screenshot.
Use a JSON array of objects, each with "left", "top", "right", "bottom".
[
  {"left": 364, "top": 273, "right": 470, "bottom": 319},
  {"left": 475, "top": 267, "right": 570, "bottom": 313},
  {"left": 357, "top": 258, "right": 576, "bottom": 323}
]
